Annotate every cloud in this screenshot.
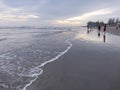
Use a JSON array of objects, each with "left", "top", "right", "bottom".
[
  {"left": 0, "top": 2, "right": 39, "bottom": 22},
  {"left": 0, "top": 14, "right": 39, "bottom": 21},
  {"left": 56, "top": 20, "right": 81, "bottom": 25},
  {"left": 56, "top": 8, "right": 113, "bottom": 25},
  {"left": 67, "top": 9, "right": 113, "bottom": 21},
  {"left": 0, "top": 0, "right": 120, "bottom": 26}
]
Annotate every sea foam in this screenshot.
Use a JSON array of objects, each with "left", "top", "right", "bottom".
[{"left": 21, "top": 40, "right": 72, "bottom": 90}]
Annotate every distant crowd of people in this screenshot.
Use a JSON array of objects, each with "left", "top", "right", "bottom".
[
  {"left": 97, "top": 24, "right": 107, "bottom": 36},
  {"left": 87, "top": 24, "right": 107, "bottom": 43},
  {"left": 87, "top": 24, "right": 107, "bottom": 33},
  {"left": 86, "top": 19, "right": 120, "bottom": 42}
]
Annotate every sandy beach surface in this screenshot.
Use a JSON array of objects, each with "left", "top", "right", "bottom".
[
  {"left": 107, "top": 27, "right": 120, "bottom": 36},
  {"left": 27, "top": 29, "right": 120, "bottom": 90}
]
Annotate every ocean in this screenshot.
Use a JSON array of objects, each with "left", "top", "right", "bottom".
[
  {"left": 0, "top": 27, "right": 75, "bottom": 90},
  {"left": 0, "top": 26, "right": 120, "bottom": 90}
]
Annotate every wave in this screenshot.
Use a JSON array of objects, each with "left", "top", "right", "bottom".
[{"left": 21, "top": 40, "right": 72, "bottom": 90}]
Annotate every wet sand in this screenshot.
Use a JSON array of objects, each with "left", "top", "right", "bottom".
[
  {"left": 27, "top": 37, "right": 120, "bottom": 90},
  {"left": 107, "top": 27, "right": 120, "bottom": 36}
]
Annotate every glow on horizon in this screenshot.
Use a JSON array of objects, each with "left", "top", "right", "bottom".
[
  {"left": 0, "top": 14, "right": 39, "bottom": 21},
  {"left": 67, "top": 9, "right": 113, "bottom": 21},
  {"left": 56, "top": 9, "right": 113, "bottom": 25},
  {"left": 56, "top": 20, "right": 81, "bottom": 25}
]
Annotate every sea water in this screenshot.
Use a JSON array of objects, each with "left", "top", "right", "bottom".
[
  {"left": 1, "top": 26, "right": 120, "bottom": 90},
  {"left": 0, "top": 27, "right": 74, "bottom": 90}
]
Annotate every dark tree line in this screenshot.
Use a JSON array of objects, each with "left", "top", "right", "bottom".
[
  {"left": 108, "top": 18, "right": 120, "bottom": 26},
  {"left": 87, "top": 18, "right": 120, "bottom": 27},
  {"left": 87, "top": 21, "right": 104, "bottom": 28}
]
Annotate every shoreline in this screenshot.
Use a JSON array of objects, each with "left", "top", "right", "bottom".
[
  {"left": 107, "top": 27, "right": 120, "bottom": 36},
  {"left": 23, "top": 40, "right": 72, "bottom": 90},
  {"left": 26, "top": 38, "right": 120, "bottom": 90},
  {"left": 90, "top": 26, "right": 120, "bottom": 36}
]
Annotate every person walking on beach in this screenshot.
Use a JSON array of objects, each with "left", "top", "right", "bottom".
[
  {"left": 103, "top": 24, "right": 107, "bottom": 43},
  {"left": 116, "top": 24, "right": 118, "bottom": 30},
  {"left": 98, "top": 25, "right": 101, "bottom": 31},
  {"left": 103, "top": 24, "right": 107, "bottom": 33},
  {"left": 98, "top": 25, "right": 101, "bottom": 37},
  {"left": 87, "top": 25, "right": 90, "bottom": 34}
]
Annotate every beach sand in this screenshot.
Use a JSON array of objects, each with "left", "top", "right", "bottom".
[
  {"left": 27, "top": 38, "right": 120, "bottom": 90},
  {"left": 107, "top": 27, "right": 120, "bottom": 36}
]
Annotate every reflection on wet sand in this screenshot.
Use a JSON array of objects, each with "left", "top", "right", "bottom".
[
  {"left": 76, "top": 27, "right": 120, "bottom": 47},
  {"left": 98, "top": 30, "right": 101, "bottom": 37},
  {"left": 90, "top": 28, "right": 107, "bottom": 43},
  {"left": 86, "top": 28, "right": 106, "bottom": 43},
  {"left": 103, "top": 32, "right": 106, "bottom": 43}
]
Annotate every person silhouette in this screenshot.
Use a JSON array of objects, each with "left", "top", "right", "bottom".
[
  {"left": 87, "top": 25, "right": 90, "bottom": 34},
  {"left": 102, "top": 24, "right": 107, "bottom": 43},
  {"left": 104, "top": 24, "right": 107, "bottom": 33},
  {"left": 116, "top": 24, "right": 119, "bottom": 30},
  {"left": 98, "top": 25, "right": 101, "bottom": 37}
]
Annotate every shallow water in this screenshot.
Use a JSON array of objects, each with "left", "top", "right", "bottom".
[
  {"left": 0, "top": 28, "right": 74, "bottom": 90},
  {"left": 0, "top": 27, "right": 120, "bottom": 90},
  {"left": 75, "top": 28, "right": 120, "bottom": 49}
]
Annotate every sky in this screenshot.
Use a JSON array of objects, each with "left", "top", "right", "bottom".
[{"left": 0, "top": 0, "right": 120, "bottom": 26}]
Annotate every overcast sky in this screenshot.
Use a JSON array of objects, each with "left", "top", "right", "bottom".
[{"left": 0, "top": 0, "right": 120, "bottom": 26}]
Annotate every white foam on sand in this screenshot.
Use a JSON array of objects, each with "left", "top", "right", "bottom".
[
  {"left": 21, "top": 70, "right": 43, "bottom": 90},
  {"left": 21, "top": 40, "right": 72, "bottom": 90}
]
